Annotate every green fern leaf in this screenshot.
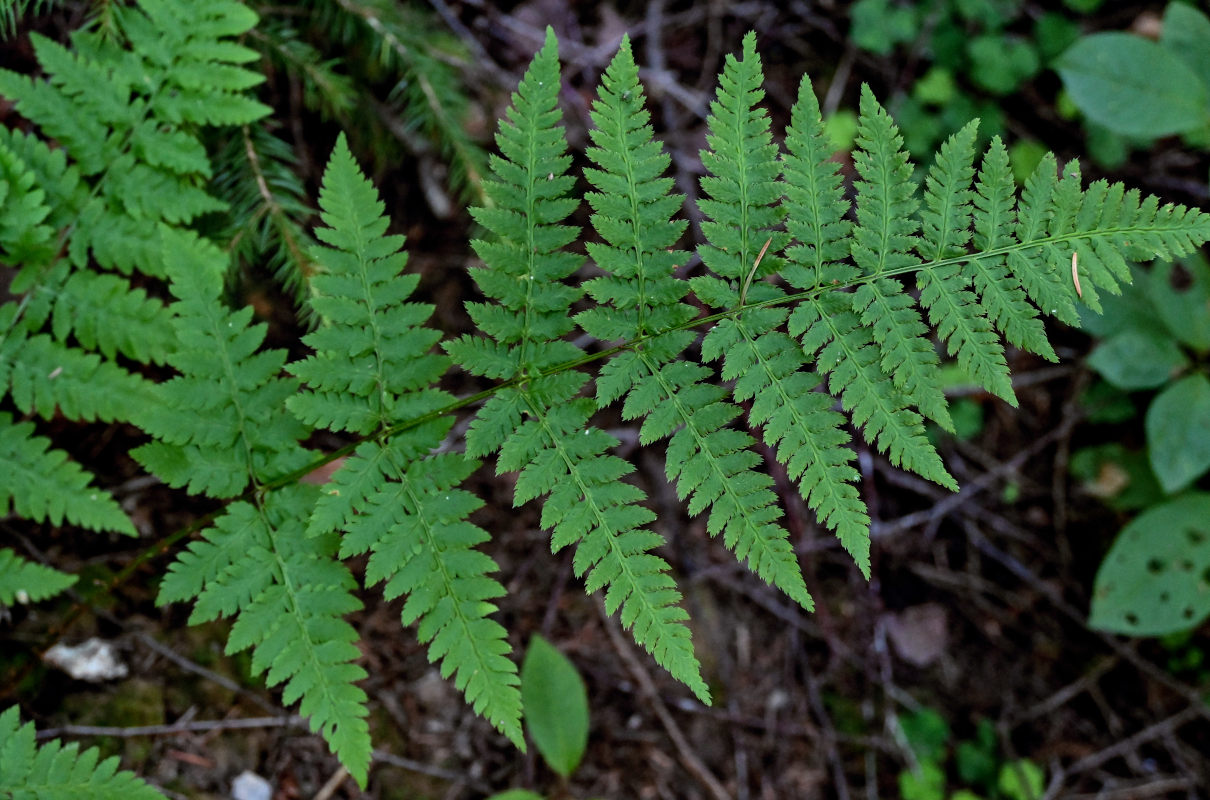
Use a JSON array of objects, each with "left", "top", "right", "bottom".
[
  {"left": 133, "top": 229, "right": 310, "bottom": 497},
  {"left": 969, "top": 136, "right": 1055, "bottom": 360},
  {"left": 340, "top": 444, "right": 523, "bottom": 747},
  {"left": 682, "top": 32, "right": 812, "bottom": 604},
  {"left": 0, "top": 548, "right": 77, "bottom": 605},
  {"left": 7, "top": 334, "right": 154, "bottom": 424},
  {"left": 448, "top": 30, "right": 708, "bottom": 703},
  {"left": 850, "top": 85, "right": 951, "bottom": 431},
  {"left": 916, "top": 121, "right": 1015, "bottom": 404},
  {"left": 0, "top": 412, "right": 135, "bottom": 535},
  {"left": 781, "top": 76, "right": 856, "bottom": 291},
  {"left": 43, "top": 271, "right": 175, "bottom": 364},
  {"left": 0, "top": 139, "right": 55, "bottom": 268},
  {"left": 287, "top": 134, "right": 451, "bottom": 435},
  {"left": 158, "top": 486, "right": 371, "bottom": 787},
  {"left": 289, "top": 134, "right": 522, "bottom": 747},
  {"left": 0, "top": 706, "right": 166, "bottom": 800}
]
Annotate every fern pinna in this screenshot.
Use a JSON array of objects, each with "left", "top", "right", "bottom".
[
  {"left": 287, "top": 134, "right": 524, "bottom": 749},
  {"left": 0, "top": 706, "right": 164, "bottom": 800},
  {"left": 135, "top": 230, "right": 372, "bottom": 784}
]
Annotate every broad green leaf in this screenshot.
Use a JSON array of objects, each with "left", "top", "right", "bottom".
[
  {"left": 520, "top": 634, "right": 589, "bottom": 778},
  {"left": 1146, "top": 373, "right": 1210, "bottom": 493},
  {"left": 486, "top": 791, "right": 545, "bottom": 800},
  {"left": 1162, "top": 3, "right": 1210, "bottom": 89},
  {"left": 1056, "top": 33, "right": 1209, "bottom": 137},
  {"left": 1086, "top": 330, "right": 1188, "bottom": 390},
  {"left": 1145, "top": 255, "right": 1210, "bottom": 351},
  {"left": 1090, "top": 493, "right": 1210, "bottom": 636}
]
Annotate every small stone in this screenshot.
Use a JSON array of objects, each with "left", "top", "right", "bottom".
[
  {"left": 231, "top": 770, "right": 272, "bottom": 800},
  {"left": 43, "top": 638, "right": 128, "bottom": 682}
]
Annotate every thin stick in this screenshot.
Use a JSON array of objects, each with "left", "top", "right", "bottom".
[
  {"left": 598, "top": 599, "right": 733, "bottom": 800},
  {"left": 37, "top": 715, "right": 305, "bottom": 739}
]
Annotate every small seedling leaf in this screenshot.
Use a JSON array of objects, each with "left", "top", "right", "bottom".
[{"left": 520, "top": 634, "right": 589, "bottom": 777}]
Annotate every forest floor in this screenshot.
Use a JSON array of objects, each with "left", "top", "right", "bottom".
[{"left": 4, "top": 1, "right": 1210, "bottom": 799}]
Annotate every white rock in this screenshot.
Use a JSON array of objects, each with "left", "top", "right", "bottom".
[
  {"left": 42, "top": 638, "right": 128, "bottom": 682},
  {"left": 231, "top": 770, "right": 272, "bottom": 800}
]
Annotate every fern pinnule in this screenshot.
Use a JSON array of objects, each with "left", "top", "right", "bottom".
[
  {"left": 0, "top": 548, "right": 77, "bottom": 605},
  {"left": 448, "top": 30, "right": 708, "bottom": 703},
  {"left": 288, "top": 134, "right": 523, "bottom": 749},
  {"left": 0, "top": 706, "right": 166, "bottom": 800}
]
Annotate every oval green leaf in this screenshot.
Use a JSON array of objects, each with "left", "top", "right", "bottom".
[
  {"left": 1090, "top": 493, "right": 1210, "bottom": 636},
  {"left": 1086, "top": 330, "right": 1188, "bottom": 390},
  {"left": 1162, "top": 3, "right": 1210, "bottom": 89},
  {"left": 1146, "top": 373, "right": 1210, "bottom": 493},
  {"left": 1056, "top": 33, "right": 1209, "bottom": 137},
  {"left": 486, "top": 791, "right": 546, "bottom": 800},
  {"left": 520, "top": 634, "right": 589, "bottom": 778}
]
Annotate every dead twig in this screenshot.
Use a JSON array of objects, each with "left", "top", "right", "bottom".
[{"left": 597, "top": 598, "right": 733, "bottom": 800}]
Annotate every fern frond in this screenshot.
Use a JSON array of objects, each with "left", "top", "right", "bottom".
[
  {"left": 916, "top": 121, "right": 1015, "bottom": 403},
  {"left": 448, "top": 31, "right": 708, "bottom": 703},
  {"left": 287, "top": 136, "right": 523, "bottom": 746},
  {"left": 0, "top": 706, "right": 165, "bottom": 800},
  {"left": 0, "top": 548, "right": 77, "bottom": 605},
  {"left": 157, "top": 486, "right": 371, "bottom": 787},
  {"left": 133, "top": 230, "right": 310, "bottom": 497}
]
